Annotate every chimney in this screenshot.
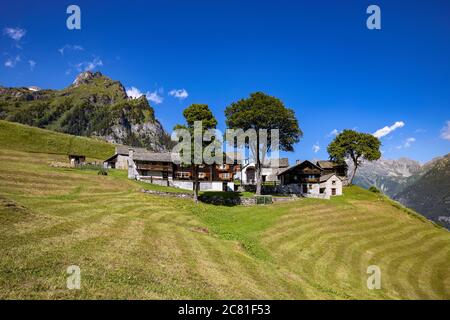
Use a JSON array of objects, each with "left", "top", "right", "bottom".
[
  {"left": 296, "top": 159, "right": 302, "bottom": 164},
  {"left": 128, "top": 148, "right": 134, "bottom": 160}
]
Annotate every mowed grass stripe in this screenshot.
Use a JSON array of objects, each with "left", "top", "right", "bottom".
[{"left": 1, "top": 146, "right": 449, "bottom": 299}]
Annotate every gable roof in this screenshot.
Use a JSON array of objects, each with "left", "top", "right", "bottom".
[
  {"left": 277, "top": 160, "right": 322, "bottom": 176},
  {"left": 316, "top": 160, "right": 347, "bottom": 169},
  {"left": 265, "top": 158, "right": 289, "bottom": 168},
  {"left": 132, "top": 151, "right": 173, "bottom": 162},
  {"left": 115, "top": 145, "right": 149, "bottom": 155},
  {"left": 319, "top": 173, "right": 337, "bottom": 182}
]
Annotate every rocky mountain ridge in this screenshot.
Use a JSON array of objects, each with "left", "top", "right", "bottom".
[{"left": 0, "top": 71, "right": 171, "bottom": 151}]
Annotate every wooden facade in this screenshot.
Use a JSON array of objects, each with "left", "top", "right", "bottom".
[
  {"left": 278, "top": 160, "right": 322, "bottom": 185},
  {"left": 134, "top": 160, "right": 236, "bottom": 182}
]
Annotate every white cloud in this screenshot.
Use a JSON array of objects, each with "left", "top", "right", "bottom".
[
  {"left": 327, "top": 129, "right": 340, "bottom": 137},
  {"left": 126, "top": 87, "right": 144, "bottom": 99},
  {"left": 441, "top": 121, "right": 450, "bottom": 141},
  {"left": 169, "top": 89, "right": 188, "bottom": 100},
  {"left": 59, "top": 44, "right": 84, "bottom": 55},
  {"left": 373, "top": 121, "right": 405, "bottom": 138},
  {"left": 312, "top": 143, "right": 320, "bottom": 153},
  {"left": 404, "top": 137, "right": 416, "bottom": 148},
  {"left": 28, "top": 59, "right": 36, "bottom": 71},
  {"left": 3, "top": 27, "right": 26, "bottom": 41},
  {"left": 146, "top": 91, "right": 164, "bottom": 104},
  {"left": 74, "top": 56, "right": 103, "bottom": 72},
  {"left": 4, "top": 55, "right": 20, "bottom": 68},
  {"left": 126, "top": 87, "right": 164, "bottom": 104},
  {"left": 397, "top": 137, "right": 416, "bottom": 149}
]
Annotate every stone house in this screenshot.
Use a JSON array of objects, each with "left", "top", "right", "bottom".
[
  {"left": 68, "top": 154, "right": 86, "bottom": 167},
  {"left": 277, "top": 160, "right": 346, "bottom": 198}
]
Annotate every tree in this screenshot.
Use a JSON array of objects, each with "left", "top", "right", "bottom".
[
  {"left": 327, "top": 129, "right": 381, "bottom": 185},
  {"left": 225, "top": 92, "right": 302, "bottom": 195},
  {"left": 174, "top": 104, "right": 217, "bottom": 203}
]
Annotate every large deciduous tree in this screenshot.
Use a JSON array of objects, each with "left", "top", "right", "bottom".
[
  {"left": 174, "top": 104, "right": 217, "bottom": 203},
  {"left": 327, "top": 129, "right": 381, "bottom": 185},
  {"left": 225, "top": 92, "right": 302, "bottom": 195}
]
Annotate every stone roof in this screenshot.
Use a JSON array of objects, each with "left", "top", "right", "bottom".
[
  {"left": 132, "top": 151, "right": 174, "bottom": 162},
  {"left": 319, "top": 173, "right": 336, "bottom": 182},
  {"left": 115, "top": 145, "right": 149, "bottom": 155},
  {"left": 316, "top": 160, "right": 346, "bottom": 169},
  {"left": 277, "top": 160, "right": 322, "bottom": 176},
  {"left": 265, "top": 158, "right": 289, "bottom": 168}
]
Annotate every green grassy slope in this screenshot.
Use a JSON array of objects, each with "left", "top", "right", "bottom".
[
  {"left": 0, "top": 123, "right": 449, "bottom": 299},
  {"left": 0, "top": 120, "right": 114, "bottom": 159}
]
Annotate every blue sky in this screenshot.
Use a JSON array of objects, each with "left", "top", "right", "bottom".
[{"left": 1, "top": 0, "right": 450, "bottom": 163}]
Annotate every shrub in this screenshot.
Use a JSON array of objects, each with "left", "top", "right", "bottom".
[
  {"left": 368, "top": 186, "right": 381, "bottom": 193},
  {"left": 98, "top": 168, "right": 108, "bottom": 175}
]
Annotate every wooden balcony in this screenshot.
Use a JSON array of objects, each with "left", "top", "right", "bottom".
[
  {"left": 300, "top": 178, "right": 320, "bottom": 183},
  {"left": 136, "top": 164, "right": 172, "bottom": 171},
  {"left": 216, "top": 165, "right": 230, "bottom": 171}
]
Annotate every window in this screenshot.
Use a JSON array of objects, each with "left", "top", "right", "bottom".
[
  {"left": 176, "top": 171, "right": 190, "bottom": 179},
  {"left": 320, "top": 188, "right": 325, "bottom": 194},
  {"left": 309, "top": 184, "right": 312, "bottom": 189},
  {"left": 332, "top": 180, "right": 336, "bottom": 185},
  {"left": 221, "top": 173, "right": 230, "bottom": 179},
  {"left": 198, "top": 172, "right": 206, "bottom": 179}
]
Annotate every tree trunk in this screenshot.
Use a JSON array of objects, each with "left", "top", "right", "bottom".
[
  {"left": 193, "top": 165, "right": 199, "bottom": 203},
  {"left": 349, "top": 163, "right": 358, "bottom": 185},
  {"left": 255, "top": 135, "right": 262, "bottom": 195}
]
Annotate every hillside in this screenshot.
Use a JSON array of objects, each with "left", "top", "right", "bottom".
[
  {"left": 0, "top": 119, "right": 114, "bottom": 159},
  {"left": 0, "top": 71, "right": 170, "bottom": 151},
  {"left": 352, "top": 156, "right": 450, "bottom": 229},
  {"left": 0, "top": 124, "right": 449, "bottom": 299},
  {"left": 395, "top": 154, "right": 450, "bottom": 229}
]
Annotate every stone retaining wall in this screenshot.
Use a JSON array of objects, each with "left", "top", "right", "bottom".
[
  {"left": 139, "top": 189, "right": 300, "bottom": 206},
  {"left": 141, "top": 189, "right": 258, "bottom": 206}
]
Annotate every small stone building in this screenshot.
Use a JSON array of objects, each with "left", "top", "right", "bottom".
[
  {"left": 68, "top": 155, "right": 85, "bottom": 167},
  {"left": 103, "top": 145, "right": 148, "bottom": 169}
]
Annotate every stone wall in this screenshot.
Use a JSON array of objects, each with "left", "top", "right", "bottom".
[
  {"left": 141, "top": 189, "right": 264, "bottom": 206},
  {"left": 240, "top": 183, "right": 302, "bottom": 196}
]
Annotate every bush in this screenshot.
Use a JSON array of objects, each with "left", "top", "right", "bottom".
[
  {"left": 368, "top": 186, "right": 381, "bottom": 193},
  {"left": 98, "top": 168, "right": 108, "bottom": 175}
]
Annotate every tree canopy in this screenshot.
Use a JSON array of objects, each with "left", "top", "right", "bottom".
[
  {"left": 225, "top": 92, "right": 302, "bottom": 152},
  {"left": 327, "top": 129, "right": 381, "bottom": 184},
  {"left": 173, "top": 104, "right": 217, "bottom": 202},
  {"left": 225, "top": 92, "right": 302, "bottom": 194}
]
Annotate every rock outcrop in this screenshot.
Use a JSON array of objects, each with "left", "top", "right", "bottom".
[{"left": 0, "top": 71, "right": 170, "bottom": 151}]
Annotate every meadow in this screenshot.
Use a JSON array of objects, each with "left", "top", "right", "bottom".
[{"left": 0, "top": 121, "right": 449, "bottom": 299}]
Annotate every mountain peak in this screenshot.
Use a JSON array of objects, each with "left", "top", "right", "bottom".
[{"left": 72, "top": 71, "right": 104, "bottom": 87}]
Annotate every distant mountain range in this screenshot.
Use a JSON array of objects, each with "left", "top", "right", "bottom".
[
  {"left": 0, "top": 71, "right": 171, "bottom": 151},
  {"left": 352, "top": 154, "right": 450, "bottom": 229}
]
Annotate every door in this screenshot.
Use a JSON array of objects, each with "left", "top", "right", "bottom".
[
  {"left": 332, "top": 188, "right": 336, "bottom": 196},
  {"left": 302, "top": 184, "right": 307, "bottom": 193}
]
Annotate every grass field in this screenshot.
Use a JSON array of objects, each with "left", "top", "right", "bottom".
[
  {"left": 0, "top": 122, "right": 449, "bottom": 299},
  {"left": 0, "top": 120, "right": 114, "bottom": 160}
]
